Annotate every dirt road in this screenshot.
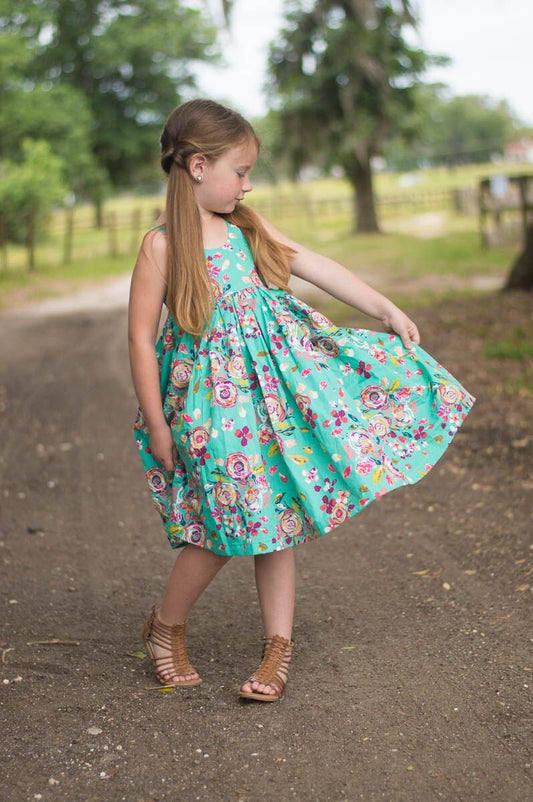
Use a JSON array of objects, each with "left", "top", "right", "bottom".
[{"left": 0, "top": 289, "right": 531, "bottom": 801}]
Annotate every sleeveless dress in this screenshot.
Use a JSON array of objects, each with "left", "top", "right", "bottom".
[{"left": 134, "top": 221, "right": 475, "bottom": 556}]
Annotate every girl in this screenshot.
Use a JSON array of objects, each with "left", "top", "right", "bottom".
[{"left": 129, "top": 99, "right": 474, "bottom": 702}]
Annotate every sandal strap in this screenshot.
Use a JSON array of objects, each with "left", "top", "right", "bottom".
[
  {"left": 143, "top": 606, "right": 198, "bottom": 677},
  {"left": 246, "top": 634, "right": 293, "bottom": 697}
]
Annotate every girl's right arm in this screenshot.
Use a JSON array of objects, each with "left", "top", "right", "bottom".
[{"left": 128, "top": 230, "right": 177, "bottom": 471}]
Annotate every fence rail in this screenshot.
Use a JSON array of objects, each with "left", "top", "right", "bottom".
[{"left": 0, "top": 186, "right": 481, "bottom": 272}]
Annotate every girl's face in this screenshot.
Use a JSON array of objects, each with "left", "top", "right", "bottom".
[{"left": 193, "top": 140, "right": 257, "bottom": 215}]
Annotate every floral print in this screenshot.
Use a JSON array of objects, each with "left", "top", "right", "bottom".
[{"left": 134, "top": 222, "right": 475, "bottom": 555}]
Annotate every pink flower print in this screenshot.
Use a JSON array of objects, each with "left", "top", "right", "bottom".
[
  {"left": 348, "top": 430, "right": 374, "bottom": 454},
  {"left": 309, "top": 309, "right": 333, "bottom": 330},
  {"left": 163, "top": 328, "right": 175, "bottom": 352},
  {"left": 329, "top": 501, "right": 348, "bottom": 527},
  {"left": 264, "top": 394, "right": 287, "bottom": 423},
  {"left": 368, "top": 415, "right": 391, "bottom": 437},
  {"left": 437, "top": 384, "right": 462, "bottom": 406},
  {"left": 146, "top": 467, "right": 169, "bottom": 494},
  {"left": 258, "top": 423, "right": 275, "bottom": 445},
  {"left": 360, "top": 384, "right": 389, "bottom": 410},
  {"left": 209, "top": 278, "right": 223, "bottom": 301},
  {"left": 295, "top": 393, "right": 311, "bottom": 416},
  {"left": 278, "top": 509, "right": 303, "bottom": 536},
  {"left": 189, "top": 426, "right": 210, "bottom": 452},
  {"left": 383, "top": 455, "right": 406, "bottom": 481},
  {"left": 246, "top": 519, "right": 262, "bottom": 537},
  {"left": 331, "top": 407, "right": 348, "bottom": 425},
  {"left": 193, "top": 446, "right": 209, "bottom": 466},
  {"left": 227, "top": 355, "right": 247, "bottom": 380},
  {"left": 225, "top": 452, "right": 252, "bottom": 481},
  {"left": 213, "top": 379, "right": 238, "bottom": 407},
  {"left": 303, "top": 467, "right": 318, "bottom": 483},
  {"left": 235, "top": 425, "right": 253, "bottom": 447},
  {"left": 214, "top": 482, "right": 238, "bottom": 507},
  {"left": 393, "top": 386, "right": 410, "bottom": 402},
  {"left": 369, "top": 345, "right": 386, "bottom": 364},
  {"left": 356, "top": 361, "right": 372, "bottom": 379},
  {"left": 355, "top": 458, "right": 375, "bottom": 475},
  {"left": 320, "top": 495, "right": 334, "bottom": 514},
  {"left": 209, "top": 351, "right": 224, "bottom": 375},
  {"left": 391, "top": 404, "right": 414, "bottom": 425},
  {"left": 314, "top": 336, "right": 340, "bottom": 357},
  {"left": 319, "top": 380, "right": 328, "bottom": 390},
  {"left": 171, "top": 359, "right": 193, "bottom": 389},
  {"left": 184, "top": 523, "right": 206, "bottom": 548},
  {"left": 414, "top": 425, "right": 427, "bottom": 441},
  {"left": 324, "top": 477, "right": 336, "bottom": 494},
  {"left": 244, "top": 485, "right": 262, "bottom": 512},
  {"left": 270, "top": 333, "right": 284, "bottom": 351},
  {"left": 222, "top": 417, "right": 235, "bottom": 430}
]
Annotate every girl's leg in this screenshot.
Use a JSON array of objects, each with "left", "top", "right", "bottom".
[
  {"left": 159, "top": 544, "right": 231, "bottom": 624},
  {"left": 150, "top": 544, "right": 231, "bottom": 683},
  {"left": 241, "top": 548, "right": 295, "bottom": 696}
]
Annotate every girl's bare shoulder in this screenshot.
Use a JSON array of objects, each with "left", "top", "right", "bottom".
[{"left": 137, "top": 226, "right": 168, "bottom": 282}]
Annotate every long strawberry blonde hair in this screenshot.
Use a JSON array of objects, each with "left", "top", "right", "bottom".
[{"left": 160, "top": 99, "right": 293, "bottom": 336}]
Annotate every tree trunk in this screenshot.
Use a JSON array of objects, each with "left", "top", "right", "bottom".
[
  {"left": 504, "top": 224, "right": 533, "bottom": 291},
  {"left": 349, "top": 159, "right": 380, "bottom": 233},
  {"left": 26, "top": 211, "right": 36, "bottom": 272}
]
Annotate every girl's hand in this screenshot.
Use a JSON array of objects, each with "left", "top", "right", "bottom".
[
  {"left": 149, "top": 423, "right": 177, "bottom": 472},
  {"left": 381, "top": 306, "right": 421, "bottom": 350}
]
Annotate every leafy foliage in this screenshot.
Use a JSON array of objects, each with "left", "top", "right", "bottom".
[
  {"left": 267, "top": 0, "right": 439, "bottom": 231},
  {"left": 384, "top": 89, "right": 519, "bottom": 170},
  {"left": 0, "top": 139, "right": 66, "bottom": 244},
  {"left": 0, "top": 1, "right": 218, "bottom": 187}
]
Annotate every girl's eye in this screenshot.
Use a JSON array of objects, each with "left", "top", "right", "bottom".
[{"left": 237, "top": 171, "right": 245, "bottom": 178}]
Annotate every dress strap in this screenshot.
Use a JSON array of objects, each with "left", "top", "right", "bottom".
[{"left": 151, "top": 223, "right": 167, "bottom": 233}]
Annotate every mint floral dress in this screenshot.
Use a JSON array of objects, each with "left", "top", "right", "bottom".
[{"left": 134, "top": 222, "right": 475, "bottom": 556}]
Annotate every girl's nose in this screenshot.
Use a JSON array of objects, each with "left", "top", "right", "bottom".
[{"left": 243, "top": 177, "right": 253, "bottom": 193}]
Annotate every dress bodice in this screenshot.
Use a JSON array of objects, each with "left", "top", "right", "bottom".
[{"left": 204, "top": 222, "right": 267, "bottom": 300}]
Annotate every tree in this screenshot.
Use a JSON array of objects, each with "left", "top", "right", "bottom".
[
  {"left": 0, "top": 24, "right": 109, "bottom": 221},
  {"left": 0, "top": 139, "right": 66, "bottom": 269},
  {"left": 267, "top": 0, "right": 438, "bottom": 232},
  {"left": 0, "top": 1, "right": 218, "bottom": 188},
  {"left": 383, "top": 89, "right": 519, "bottom": 170}
]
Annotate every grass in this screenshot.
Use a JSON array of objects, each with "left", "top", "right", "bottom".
[{"left": 483, "top": 326, "right": 533, "bottom": 360}]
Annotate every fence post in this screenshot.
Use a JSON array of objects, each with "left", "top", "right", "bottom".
[
  {"left": 26, "top": 210, "right": 36, "bottom": 271},
  {"left": 0, "top": 213, "right": 7, "bottom": 271},
  {"left": 107, "top": 211, "right": 118, "bottom": 257},
  {"left": 63, "top": 205, "right": 74, "bottom": 265},
  {"left": 130, "top": 208, "right": 141, "bottom": 252}
]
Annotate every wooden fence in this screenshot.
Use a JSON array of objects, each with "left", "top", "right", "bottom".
[{"left": 0, "top": 186, "right": 480, "bottom": 272}]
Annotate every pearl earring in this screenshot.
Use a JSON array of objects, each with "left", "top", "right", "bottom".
[{"left": 195, "top": 175, "right": 203, "bottom": 183}]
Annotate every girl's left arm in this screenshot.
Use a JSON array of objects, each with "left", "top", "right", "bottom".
[{"left": 259, "top": 215, "right": 420, "bottom": 349}]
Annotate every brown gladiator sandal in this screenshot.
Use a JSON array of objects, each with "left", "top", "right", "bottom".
[
  {"left": 240, "top": 634, "right": 293, "bottom": 702},
  {"left": 142, "top": 606, "right": 202, "bottom": 687}
]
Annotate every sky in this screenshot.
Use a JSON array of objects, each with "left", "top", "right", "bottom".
[{"left": 195, "top": 0, "right": 533, "bottom": 126}]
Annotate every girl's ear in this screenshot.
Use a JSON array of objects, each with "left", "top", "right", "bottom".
[{"left": 188, "top": 153, "right": 207, "bottom": 179}]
